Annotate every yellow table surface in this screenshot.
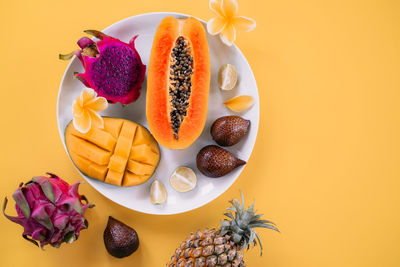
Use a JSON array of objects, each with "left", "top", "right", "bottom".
[{"left": 1, "top": 0, "right": 399, "bottom": 266}]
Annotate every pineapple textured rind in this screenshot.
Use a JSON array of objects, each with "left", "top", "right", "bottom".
[
  {"left": 167, "top": 228, "right": 245, "bottom": 267},
  {"left": 167, "top": 192, "right": 279, "bottom": 266}
]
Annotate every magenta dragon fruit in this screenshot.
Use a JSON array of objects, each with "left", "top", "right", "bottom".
[
  {"left": 60, "top": 30, "right": 146, "bottom": 105},
  {"left": 2, "top": 173, "right": 94, "bottom": 248}
]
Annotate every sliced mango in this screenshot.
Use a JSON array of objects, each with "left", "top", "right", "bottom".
[
  {"left": 88, "top": 164, "right": 108, "bottom": 181},
  {"left": 103, "top": 118, "right": 123, "bottom": 139},
  {"left": 130, "top": 144, "right": 159, "bottom": 166},
  {"left": 69, "top": 126, "right": 116, "bottom": 151},
  {"left": 65, "top": 118, "right": 161, "bottom": 187},
  {"left": 108, "top": 155, "right": 127, "bottom": 173},
  {"left": 105, "top": 169, "right": 124, "bottom": 186},
  {"left": 68, "top": 135, "right": 111, "bottom": 165},
  {"left": 119, "top": 120, "right": 137, "bottom": 139},
  {"left": 133, "top": 126, "right": 159, "bottom": 154},
  {"left": 114, "top": 137, "right": 133, "bottom": 159},
  {"left": 69, "top": 153, "right": 107, "bottom": 181},
  {"left": 107, "top": 121, "right": 137, "bottom": 173},
  {"left": 127, "top": 160, "right": 154, "bottom": 175},
  {"left": 123, "top": 172, "right": 149, "bottom": 187}
]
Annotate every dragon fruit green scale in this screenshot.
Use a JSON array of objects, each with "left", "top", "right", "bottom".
[
  {"left": 3, "top": 173, "right": 94, "bottom": 248},
  {"left": 60, "top": 30, "right": 146, "bottom": 105}
]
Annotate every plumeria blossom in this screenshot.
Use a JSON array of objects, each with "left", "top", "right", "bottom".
[
  {"left": 207, "top": 0, "right": 256, "bottom": 46},
  {"left": 72, "top": 88, "right": 108, "bottom": 133}
]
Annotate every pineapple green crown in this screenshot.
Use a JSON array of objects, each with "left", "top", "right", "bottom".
[{"left": 219, "top": 191, "right": 279, "bottom": 255}]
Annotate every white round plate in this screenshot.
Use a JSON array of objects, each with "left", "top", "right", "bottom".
[{"left": 57, "top": 12, "right": 259, "bottom": 215}]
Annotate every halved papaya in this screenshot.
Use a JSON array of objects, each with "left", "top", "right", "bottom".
[{"left": 146, "top": 16, "right": 210, "bottom": 149}]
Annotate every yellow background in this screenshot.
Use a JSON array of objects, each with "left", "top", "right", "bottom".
[{"left": 0, "top": 0, "right": 399, "bottom": 266}]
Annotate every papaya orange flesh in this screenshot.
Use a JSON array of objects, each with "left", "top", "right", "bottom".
[
  {"left": 65, "top": 117, "right": 160, "bottom": 186},
  {"left": 147, "top": 16, "right": 210, "bottom": 149}
]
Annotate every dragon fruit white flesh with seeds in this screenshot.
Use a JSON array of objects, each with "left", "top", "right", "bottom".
[{"left": 3, "top": 173, "right": 94, "bottom": 248}]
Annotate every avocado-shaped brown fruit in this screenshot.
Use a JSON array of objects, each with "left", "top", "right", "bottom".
[
  {"left": 211, "top": 116, "right": 250, "bottom": 146},
  {"left": 104, "top": 216, "right": 139, "bottom": 258},
  {"left": 196, "top": 145, "right": 246, "bottom": 178}
]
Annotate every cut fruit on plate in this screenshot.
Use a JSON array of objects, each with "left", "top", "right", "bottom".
[
  {"left": 218, "top": 64, "right": 238, "bottom": 90},
  {"left": 170, "top": 166, "right": 197, "bottom": 192},
  {"left": 224, "top": 95, "right": 254, "bottom": 112},
  {"left": 146, "top": 16, "right": 210, "bottom": 149},
  {"left": 57, "top": 12, "right": 260, "bottom": 215},
  {"left": 150, "top": 180, "right": 167, "bottom": 204},
  {"left": 59, "top": 30, "right": 146, "bottom": 105},
  {"left": 65, "top": 117, "right": 160, "bottom": 187}
]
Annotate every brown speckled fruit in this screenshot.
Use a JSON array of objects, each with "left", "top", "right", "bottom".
[
  {"left": 211, "top": 116, "right": 250, "bottom": 146},
  {"left": 196, "top": 145, "right": 246, "bottom": 178},
  {"left": 104, "top": 216, "right": 139, "bottom": 258}
]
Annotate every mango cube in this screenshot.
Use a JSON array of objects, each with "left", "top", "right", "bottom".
[
  {"left": 105, "top": 169, "right": 124, "bottom": 186},
  {"left": 123, "top": 172, "right": 148, "bottom": 187},
  {"left": 127, "top": 160, "right": 154, "bottom": 175},
  {"left": 130, "top": 144, "right": 159, "bottom": 166},
  {"left": 68, "top": 135, "right": 111, "bottom": 165}
]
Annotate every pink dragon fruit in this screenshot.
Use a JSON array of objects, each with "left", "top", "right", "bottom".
[
  {"left": 60, "top": 30, "right": 146, "bottom": 105},
  {"left": 3, "top": 173, "right": 94, "bottom": 248}
]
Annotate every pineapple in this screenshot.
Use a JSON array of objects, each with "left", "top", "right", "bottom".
[{"left": 167, "top": 192, "right": 279, "bottom": 267}]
